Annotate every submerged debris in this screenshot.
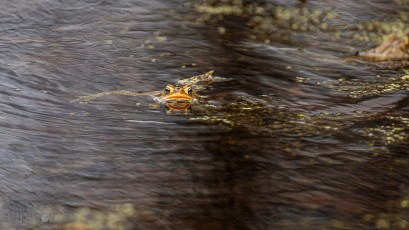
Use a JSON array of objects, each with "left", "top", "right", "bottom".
[{"left": 345, "top": 35, "right": 409, "bottom": 62}]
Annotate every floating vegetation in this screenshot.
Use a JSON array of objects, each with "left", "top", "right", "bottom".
[
  {"left": 191, "top": 94, "right": 344, "bottom": 138},
  {"left": 192, "top": 0, "right": 409, "bottom": 59},
  {"left": 248, "top": 6, "right": 338, "bottom": 33},
  {"left": 193, "top": 0, "right": 339, "bottom": 42},
  {"left": 195, "top": 3, "right": 244, "bottom": 16},
  {"left": 191, "top": 94, "right": 409, "bottom": 147},
  {"left": 360, "top": 114, "right": 408, "bottom": 144},
  {"left": 359, "top": 195, "right": 409, "bottom": 229},
  {"left": 343, "top": 112, "right": 409, "bottom": 145},
  {"left": 34, "top": 203, "right": 161, "bottom": 230},
  {"left": 366, "top": 124, "right": 406, "bottom": 144},
  {"left": 352, "top": 16, "right": 409, "bottom": 43},
  {"left": 336, "top": 75, "right": 409, "bottom": 98}
]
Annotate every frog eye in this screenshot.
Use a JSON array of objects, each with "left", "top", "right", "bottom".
[
  {"left": 165, "top": 85, "right": 172, "bottom": 94},
  {"left": 187, "top": 87, "right": 193, "bottom": 95}
]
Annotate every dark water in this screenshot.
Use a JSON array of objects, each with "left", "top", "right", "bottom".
[{"left": 0, "top": 0, "right": 408, "bottom": 229}]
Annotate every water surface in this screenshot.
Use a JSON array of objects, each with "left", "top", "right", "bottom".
[{"left": 0, "top": 0, "right": 408, "bottom": 229}]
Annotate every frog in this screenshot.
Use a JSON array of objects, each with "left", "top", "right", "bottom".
[
  {"left": 72, "top": 70, "right": 223, "bottom": 112},
  {"left": 154, "top": 84, "right": 197, "bottom": 113}
]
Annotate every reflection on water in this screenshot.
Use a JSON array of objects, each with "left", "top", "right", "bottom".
[{"left": 0, "top": 0, "right": 408, "bottom": 229}]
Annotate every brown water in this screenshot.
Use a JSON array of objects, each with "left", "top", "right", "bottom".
[{"left": 0, "top": 0, "right": 408, "bottom": 229}]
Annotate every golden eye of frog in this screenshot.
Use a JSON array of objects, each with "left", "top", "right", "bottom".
[{"left": 157, "top": 84, "right": 197, "bottom": 103}]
